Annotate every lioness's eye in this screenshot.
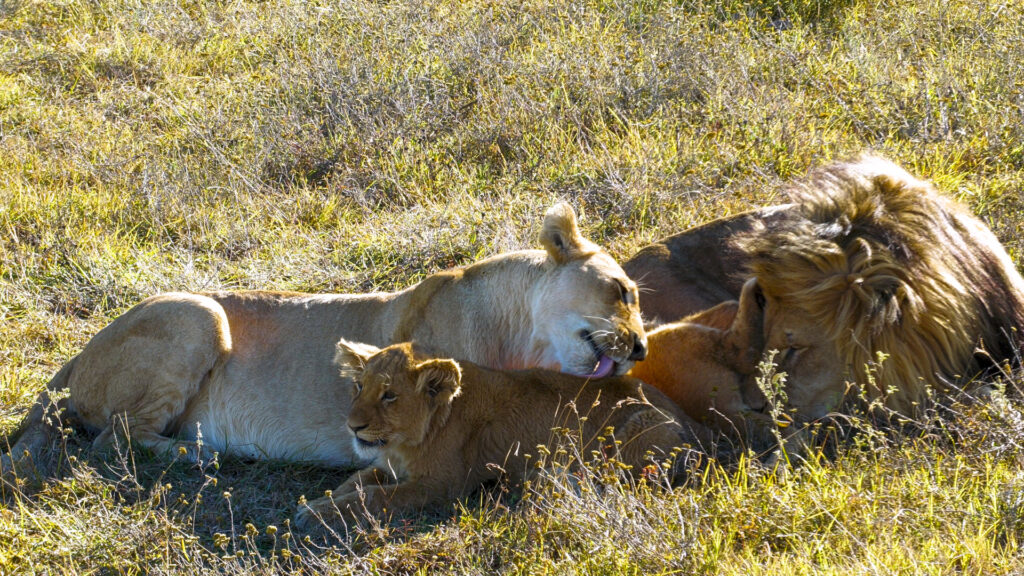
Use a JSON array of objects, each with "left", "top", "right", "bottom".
[
  {"left": 382, "top": 390, "right": 397, "bottom": 403},
  {"left": 616, "top": 280, "right": 634, "bottom": 304},
  {"left": 353, "top": 382, "right": 362, "bottom": 396}
]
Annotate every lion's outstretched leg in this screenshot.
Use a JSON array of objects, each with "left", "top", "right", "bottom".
[
  {"left": 295, "top": 466, "right": 396, "bottom": 530},
  {"left": 65, "top": 293, "right": 232, "bottom": 461}
]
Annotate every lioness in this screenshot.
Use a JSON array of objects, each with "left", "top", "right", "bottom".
[
  {"left": 3, "top": 203, "right": 648, "bottom": 474},
  {"left": 627, "top": 156, "right": 1024, "bottom": 439},
  {"left": 295, "top": 340, "right": 707, "bottom": 529}
]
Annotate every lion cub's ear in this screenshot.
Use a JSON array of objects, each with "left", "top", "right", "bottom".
[
  {"left": 414, "top": 359, "right": 462, "bottom": 404},
  {"left": 540, "top": 202, "right": 599, "bottom": 264},
  {"left": 683, "top": 299, "right": 740, "bottom": 331},
  {"left": 335, "top": 339, "right": 381, "bottom": 374},
  {"left": 723, "top": 278, "right": 767, "bottom": 375}
]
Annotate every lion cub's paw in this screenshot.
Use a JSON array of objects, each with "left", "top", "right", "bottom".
[
  {"left": 0, "top": 450, "right": 45, "bottom": 482},
  {"left": 294, "top": 493, "right": 368, "bottom": 532}
]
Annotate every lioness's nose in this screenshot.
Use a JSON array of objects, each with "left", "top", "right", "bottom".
[
  {"left": 628, "top": 331, "right": 647, "bottom": 362},
  {"left": 348, "top": 423, "right": 366, "bottom": 434}
]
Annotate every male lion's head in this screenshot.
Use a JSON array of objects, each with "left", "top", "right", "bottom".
[
  {"left": 635, "top": 156, "right": 1024, "bottom": 440},
  {"left": 336, "top": 340, "right": 462, "bottom": 459},
  {"left": 739, "top": 156, "right": 1019, "bottom": 423},
  {"left": 529, "top": 203, "right": 647, "bottom": 378}
]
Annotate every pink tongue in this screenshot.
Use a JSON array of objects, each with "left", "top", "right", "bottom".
[{"left": 580, "top": 355, "right": 615, "bottom": 379}]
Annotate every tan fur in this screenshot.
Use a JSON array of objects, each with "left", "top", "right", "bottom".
[
  {"left": 295, "top": 341, "right": 708, "bottom": 528},
  {"left": 629, "top": 280, "right": 772, "bottom": 437},
  {"left": 630, "top": 156, "right": 1024, "bottom": 437},
  {"left": 3, "top": 204, "right": 648, "bottom": 475}
]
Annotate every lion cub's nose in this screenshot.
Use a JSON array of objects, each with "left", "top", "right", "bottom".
[
  {"left": 348, "top": 423, "right": 367, "bottom": 434},
  {"left": 628, "top": 332, "right": 647, "bottom": 362}
]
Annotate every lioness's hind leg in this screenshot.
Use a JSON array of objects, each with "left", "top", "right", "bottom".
[
  {"left": 70, "top": 293, "right": 232, "bottom": 458},
  {"left": 93, "top": 418, "right": 215, "bottom": 462}
]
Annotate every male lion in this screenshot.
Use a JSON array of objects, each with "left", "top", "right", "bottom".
[
  {"left": 3, "top": 203, "right": 648, "bottom": 474},
  {"left": 627, "top": 156, "right": 1024, "bottom": 438},
  {"left": 294, "top": 340, "right": 707, "bottom": 529}
]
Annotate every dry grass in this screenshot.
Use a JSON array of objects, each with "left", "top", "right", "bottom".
[{"left": 3, "top": 0, "right": 1024, "bottom": 573}]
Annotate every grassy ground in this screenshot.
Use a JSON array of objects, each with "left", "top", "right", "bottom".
[{"left": 2, "top": 0, "right": 1024, "bottom": 573}]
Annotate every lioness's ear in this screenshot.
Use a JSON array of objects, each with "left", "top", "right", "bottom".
[
  {"left": 724, "top": 278, "right": 766, "bottom": 374},
  {"left": 334, "top": 339, "right": 380, "bottom": 373},
  {"left": 540, "top": 202, "right": 599, "bottom": 264},
  {"left": 414, "top": 359, "right": 462, "bottom": 404}
]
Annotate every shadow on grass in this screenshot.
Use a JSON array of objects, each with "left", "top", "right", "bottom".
[{"left": 0, "top": 425, "right": 497, "bottom": 557}]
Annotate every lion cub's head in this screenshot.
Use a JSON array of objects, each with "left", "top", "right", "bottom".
[
  {"left": 336, "top": 339, "right": 462, "bottom": 459},
  {"left": 530, "top": 203, "right": 647, "bottom": 378}
]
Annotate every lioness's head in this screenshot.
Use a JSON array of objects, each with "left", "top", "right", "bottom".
[
  {"left": 337, "top": 340, "right": 462, "bottom": 459},
  {"left": 531, "top": 202, "right": 647, "bottom": 378}
]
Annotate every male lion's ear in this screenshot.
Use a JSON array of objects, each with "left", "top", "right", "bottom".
[
  {"left": 334, "top": 339, "right": 380, "bottom": 373},
  {"left": 724, "top": 278, "right": 766, "bottom": 374},
  {"left": 414, "top": 359, "right": 462, "bottom": 404},
  {"left": 540, "top": 202, "right": 599, "bottom": 264}
]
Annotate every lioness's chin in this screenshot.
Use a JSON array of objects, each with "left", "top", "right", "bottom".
[
  {"left": 614, "top": 359, "right": 634, "bottom": 376},
  {"left": 537, "top": 342, "right": 632, "bottom": 378}
]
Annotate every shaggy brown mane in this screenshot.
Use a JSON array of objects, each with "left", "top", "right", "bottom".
[{"left": 742, "top": 156, "right": 1024, "bottom": 413}]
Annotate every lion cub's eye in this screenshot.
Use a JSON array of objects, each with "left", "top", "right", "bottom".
[
  {"left": 353, "top": 381, "right": 363, "bottom": 396},
  {"left": 782, "top": 346, "right": 805, "bottom": 364},
  {"left": 382, "top": 390, "right": 397, "bottom": 403}
]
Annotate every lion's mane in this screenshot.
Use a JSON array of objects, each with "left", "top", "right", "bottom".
[{"left": 743, "top": 156, "right": 1024, "bottom": 412}]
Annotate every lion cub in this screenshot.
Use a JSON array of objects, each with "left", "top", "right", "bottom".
[
  {"left": 295, "top": 340, "right": 708, "bottom": 529},
  {"left": 628, "top": 279, "right": 775, "bottom": 441}
]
